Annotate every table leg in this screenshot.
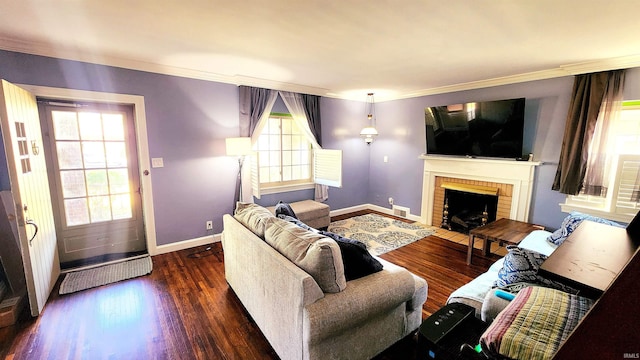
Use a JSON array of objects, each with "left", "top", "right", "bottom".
[
  {"left": 483, "top": 239, "right": 491, "bottom": 256},
  {"left": 467, "top": 234, "right": 475, "bottom": 265}
]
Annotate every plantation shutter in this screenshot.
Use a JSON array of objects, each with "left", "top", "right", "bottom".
[
  {"left": 314, "top": 149, "right": 342, "bottom": 188},
  {"left": 250, "top": 153, "right": 261, "bottom": 199},
  {"left": 613, "top": 155, "right": 640, "bottom": 216}
]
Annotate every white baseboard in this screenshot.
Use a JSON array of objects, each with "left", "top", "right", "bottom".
[
  {"left": 156, "top": 203, "right": 423, "bottom": 256},
  {"left": 330, "top": 203, "right": 423, "bottom": 223},
  {"left": 152, "top": 233, "right": 221, "bottom": 256},
  {"left": 329, "top": 204, "right": 370, "bottom": 216}
]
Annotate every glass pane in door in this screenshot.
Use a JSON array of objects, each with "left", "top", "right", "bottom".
[{"left": 52, "top": 110, "right": 134, "bottom": 227}]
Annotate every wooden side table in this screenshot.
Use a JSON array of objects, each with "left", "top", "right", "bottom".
[{"left": 467, "top": 218, "right": 544, "bottom": 265}]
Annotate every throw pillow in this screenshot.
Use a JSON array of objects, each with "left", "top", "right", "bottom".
[
  {"left": 275, "top": 201, "right": 297, "bottom": 219},
  {"left": 320, "top": 230, "right": 383, "bottom": 281},
  {"left": 233, "top": 202, "right": 275, "bottom": 238},
  {"left": 494, "top": 246, "right": 547, "bottom": 288},
  {"left": 265, "top": 217, "right": 346, "bottom": 293},
  {"left": 547, "top": 211, "right": 624, "bottom": 246},
  {"left": 494, "top": 246, "right": 578, "bottom": 294}
]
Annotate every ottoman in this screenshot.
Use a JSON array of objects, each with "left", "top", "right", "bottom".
[{"left": 267, "top": 200, "right": 330, "bottom": 230}]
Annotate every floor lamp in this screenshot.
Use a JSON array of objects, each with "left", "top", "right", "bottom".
[{"left": 225, "top": 137, "right": 253, "bottom": 204}]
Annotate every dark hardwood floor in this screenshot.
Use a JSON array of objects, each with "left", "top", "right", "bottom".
[{"left": 0, "top": 211, "right": 500, "bottom": 360}]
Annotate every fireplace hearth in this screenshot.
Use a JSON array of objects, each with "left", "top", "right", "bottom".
[
  {"left": 421, "top": 156, "right": 541, "bottom": 228},
  {"left": 440, "top": 184, "right": 498, "bottom": 234}
]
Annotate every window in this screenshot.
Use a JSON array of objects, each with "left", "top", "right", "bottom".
[
  {"left": 256, "top": 114, "right": 313, "bottom": 188},
  {"left": 562, "top": 101, "right": 640, "bottom": 222},
  {"left": 251, "top": 113, "right": 342, "bottom": 197}
]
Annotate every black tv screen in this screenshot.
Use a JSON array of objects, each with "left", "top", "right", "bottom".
[{"left": 425, "top": 98, "right": 525, "bottom": 159}]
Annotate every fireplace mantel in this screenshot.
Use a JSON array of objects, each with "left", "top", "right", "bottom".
[{"left": 419, "top": 155, "right": 541, "bottom": 225}]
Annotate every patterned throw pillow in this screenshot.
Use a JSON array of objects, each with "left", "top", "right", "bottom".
[
  {"left": 494, "top": 246, "right": 547, "bottom": 288},
  {"left": 494, "top": 246, "right": 578, "bottom": 293},
  {"left": 547, "top": 211, "right": 624, "bottom": 246}
]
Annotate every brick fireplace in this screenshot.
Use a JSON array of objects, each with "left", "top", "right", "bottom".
[
  {"left": 434, "top": 178, "right": 511, "bottom": 230},
  {"left": 420, "top": 156, "right": 540, "bottom": 226}
]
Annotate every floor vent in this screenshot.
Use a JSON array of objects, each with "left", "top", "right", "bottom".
[{"left": 393, "top": 205, "right": 409, "bottom": 218}]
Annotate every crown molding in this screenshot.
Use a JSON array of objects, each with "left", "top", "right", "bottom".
[
  {"left": 2, "top": 37, "right": 639, "bottom": 102},
  {"left": 560, "top": 54, "right": 640, "bottom": 75},
  {"left": 0, "top": 37, "right": 332, "bottom": 97}
]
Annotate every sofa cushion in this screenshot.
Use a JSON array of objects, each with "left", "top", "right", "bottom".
[
  {"left": 265, "top": 217, "right": 346, "bottom": 293},
  {"left": 547, "top": 211, "right": 623, "bottom": 246},
  {"left": 320, "top": 230, "right": 383, "bottom": 281},
  {"left": 233, "top": 202, "right": 275, "bottom": 238},
  {"left": 278, "top": 214, "right": 318, "bottom": 233}
]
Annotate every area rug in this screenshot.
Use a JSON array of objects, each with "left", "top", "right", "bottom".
[
  {"left": 59, "top": 256, "right": 153, "bottom": 295},
  {"left": 327, "top": 214, "right": 435, "bottom": 255}
]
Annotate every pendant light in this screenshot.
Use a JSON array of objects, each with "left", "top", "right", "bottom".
[{"left": 360, "top": 92, "right": 378, "bottom": 144}]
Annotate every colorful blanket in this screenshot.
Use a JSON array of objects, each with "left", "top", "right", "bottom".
[{"left": 480, "top": 286, "right": 594, "bottom": 360}]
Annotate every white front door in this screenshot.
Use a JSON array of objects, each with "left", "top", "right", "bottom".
[
  {"left": 0, "top": 79, "right": 60, "bottom": 316},
  {"left": 39, "top": 102, "right": 146, "bottom": 267}
]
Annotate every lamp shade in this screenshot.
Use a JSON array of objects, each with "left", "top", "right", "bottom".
[
  {"left": 225, "top": 137, "right": 252, "bottom": 156},
  {"left": 359, "top": 126, "right": 379, "bottom": 136}
]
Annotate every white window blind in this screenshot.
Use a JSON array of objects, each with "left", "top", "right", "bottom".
[
  {"left": 313, "top": 149, "right": 342, "bottom": 188},
  {"left": 613, "top": 155, "right": 640, "bottom": 216}
]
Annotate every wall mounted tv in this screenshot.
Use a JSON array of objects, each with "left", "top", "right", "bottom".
[{"left": 425, "top": 98, "right": 525, "bottom": 159}]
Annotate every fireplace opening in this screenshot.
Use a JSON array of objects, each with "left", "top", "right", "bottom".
[{"left": 441, "top": 188, "right": 498, "bottom": 233}]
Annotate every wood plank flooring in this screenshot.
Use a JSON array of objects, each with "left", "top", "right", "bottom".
[{"left": 0, "top": 212, "right": 500, "bottom": 360}]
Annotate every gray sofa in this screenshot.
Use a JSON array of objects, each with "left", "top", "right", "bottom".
[{"left": 222, "top": 203, "right": 428, "bottom": 360}]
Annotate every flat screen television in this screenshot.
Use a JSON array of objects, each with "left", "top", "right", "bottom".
[{"left": 425, "top": 98, "right": 525, "bottom": 159}]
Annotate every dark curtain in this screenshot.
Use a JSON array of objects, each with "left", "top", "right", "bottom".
[
  {"left": 239, "top": 86, "right": 275, "bottom": 137},
  {"left": 301, "top": 94, "right": 322, "bottom": 146},
  {"left": 552, "top": 70, "right": 625, "bottom": 195}
]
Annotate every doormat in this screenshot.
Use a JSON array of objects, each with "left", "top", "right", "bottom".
[
  {"left": 59, "top": 255, "right": 153, "bottom": 295},
  {"left": 327, "top": 214, "right": 435, "bottom": 255}
]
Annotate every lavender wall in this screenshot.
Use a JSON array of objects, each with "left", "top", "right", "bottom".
[
  {"left": 369, "top": 79, "right": 575, "bottom": 230},
  {"left": 0, "top": 50, "right": 240, "bottom": 246},
  {"left": 320, "top": 97, "right": 372, "bottom": 209},
  {"left": 321, "top": 69, "right": 640, "bottom": 230},
  {"left": 2, "top": 48, "right": 639, "bottom": 243}
]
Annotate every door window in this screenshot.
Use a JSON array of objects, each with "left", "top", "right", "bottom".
[{"left": 51, "top": 109, "right": 133, "bottom": 227}]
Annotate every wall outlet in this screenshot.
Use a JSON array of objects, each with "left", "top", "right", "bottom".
[
  {"left": 206, "top": 221, "right": 213, "bottom": 230},
  {"left": 388, "top": 197, "right": 394, "bottom": 205}
]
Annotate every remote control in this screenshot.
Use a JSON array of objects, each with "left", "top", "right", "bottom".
[{"left": 495, "top": 289, "right": 515, "bottom": 301}]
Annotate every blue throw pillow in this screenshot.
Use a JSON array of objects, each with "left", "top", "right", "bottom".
[
  {"left": 494, "top": 246, "right": 577, "bottom": 293},
  {"left": 275, "top": 201, "right": 297, "bottom": 219},
  {"left": 494, "top": 246, "right": 547, "bottom": 288},
  {"left": 320, "top": 231, "right": 383, "bottom": 281},
  {"left": 547, "top": 211, "right": 624, "bottom": 246}
]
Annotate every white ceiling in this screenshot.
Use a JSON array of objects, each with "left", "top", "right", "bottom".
[{"left": 1, "top": 0, "right": 640, "bottom": 101}]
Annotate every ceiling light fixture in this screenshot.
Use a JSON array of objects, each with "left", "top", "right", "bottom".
[{"left": 360, "top": 92, "right": 378, "bottom": 144}]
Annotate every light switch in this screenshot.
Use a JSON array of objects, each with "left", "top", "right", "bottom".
[
  {"left": 383, "top": 156, "right": 388, "bottom": 163},
  {"left": 151, "top": 158, "right": 164, "bottom": 168}
]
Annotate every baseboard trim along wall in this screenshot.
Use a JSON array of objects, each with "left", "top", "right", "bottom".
[
  {"left": 154, "top": 234, "right": 222, "bottom": 256},
  {"left": 157, "top": 203, "right": 422, "bottom": 255}
]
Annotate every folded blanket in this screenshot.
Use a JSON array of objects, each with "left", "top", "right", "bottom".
[{"left": 480, "top": 286, "right": 593, "bottom": 360}]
